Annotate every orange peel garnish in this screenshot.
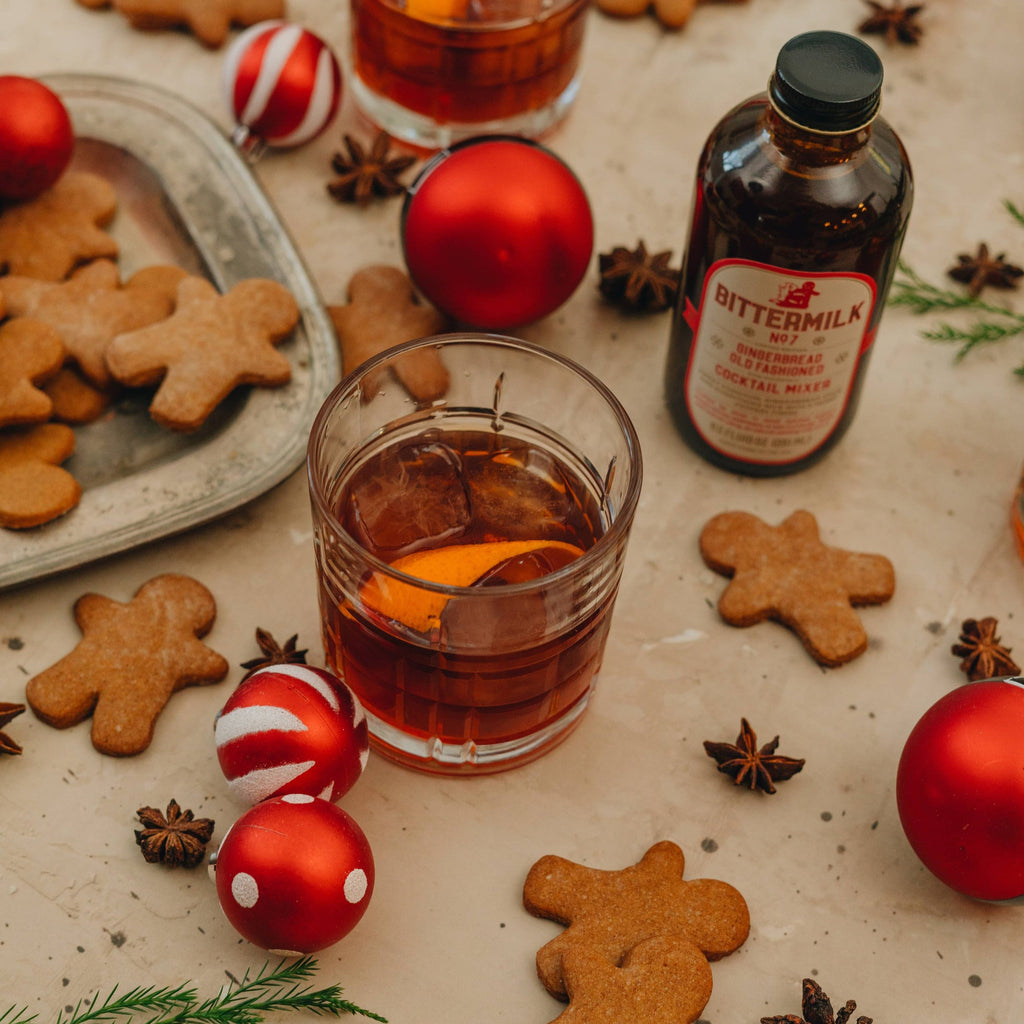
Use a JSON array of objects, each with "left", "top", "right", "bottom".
[
  {"left": 405, "top": 0, "right": 472, "bottom": 21},
  {"left": 360, "top": 539, "right": 584, "bottom": 633}
]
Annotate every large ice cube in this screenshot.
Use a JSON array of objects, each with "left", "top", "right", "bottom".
[
  {"left": 467, "top": 444, "right": 577, "bottom": 542},
  {"left": 345, "top": 438, "right": 470, "bottom": 559}
]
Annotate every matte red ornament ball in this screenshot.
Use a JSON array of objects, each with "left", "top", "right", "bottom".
[
  {"left": 401, "top": 136, "right": 594, "bottom": 330},
  {"left": 214, "top": 664, "right": 369, "bottom": 805},
  {"left": 896, "top": 677, "right": 1024, "bottom": 902},
  {"left": 213, "top": 794, "right": 374, "bottom": 954},
  {"left": 0, "top": 76, "right": 75, "bottom": 202}
]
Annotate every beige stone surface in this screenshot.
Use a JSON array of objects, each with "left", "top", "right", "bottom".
[{"left": 2, "top": 0, "right": 1024, "bottom": 1021}]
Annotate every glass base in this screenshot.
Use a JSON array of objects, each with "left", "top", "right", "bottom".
[
  {"left": 363, "top": 692, "right": 591, "bottom": 776},
  {"left": 350, "top": 70, "right": 582, "bottom": 152}
]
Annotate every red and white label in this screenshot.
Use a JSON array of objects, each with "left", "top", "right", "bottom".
[{"left": 681, "top": 259, "right": 877, "bottom": 465}]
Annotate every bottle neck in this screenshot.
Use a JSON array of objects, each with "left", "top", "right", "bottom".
[{"left": 762, "top": 103, "right": 872, "bottom": 167}]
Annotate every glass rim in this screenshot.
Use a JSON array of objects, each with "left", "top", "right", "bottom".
[
  {"left": 361, "top": 0, "right": 588, "bottom": 32},
  {"left": 306, "top": 331, "right": 643, "bottom": 598}
]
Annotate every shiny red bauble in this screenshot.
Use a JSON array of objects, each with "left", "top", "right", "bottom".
[
  {"left": 0, "top": 76, "right": 75, "bottom": 202},
  {"left": 401, "top": 136, "right": 594, "bottom": 329},
  {"left": 215, "top": 665, "right": 368, "bottom": 805},
  {"left": 213, "top": 794, "right": 374, "bottom": 954},
  {"left": 222, "top": 21, "right": 342, "bottom": 154},
  {"left": 896, "top": 677, "right": 1024, "bottom": 902}
]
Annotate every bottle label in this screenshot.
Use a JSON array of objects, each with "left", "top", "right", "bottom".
[{"left": 681, "top": 259, "right": 877, "bottom": 465}]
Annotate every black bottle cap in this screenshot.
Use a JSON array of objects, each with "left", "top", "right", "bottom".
[{"left": 769, "top": 31, "right": 884, "bottom": 132}]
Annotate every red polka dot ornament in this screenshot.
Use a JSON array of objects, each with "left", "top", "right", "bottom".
[
  {"left": 222, "top": 21, "right": 342, "bottom": 159},
  {"left": 0, "top": 76, "right": 75, "bottom": 202},
  {"left": 401, "top": 136, "right": 594, "bottom": 330},
  {"left": 213, "top": 794, "right": 374, "bottom": 955},
  {"left": 897, "top": 677, "right": 1024, "bottom": 902},
  {"left": 215, "top": 664, "right": 369, "bottom": 805}
]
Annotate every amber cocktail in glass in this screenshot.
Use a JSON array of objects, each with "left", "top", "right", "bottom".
[
  {"left": 349, "top": 0, "right": 589, "bottom": 150},
  {"left": 307, "top": 335, "right": 641, "bottom": 774}
]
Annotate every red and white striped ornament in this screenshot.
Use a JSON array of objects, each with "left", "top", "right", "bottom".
[
  {"left": 222, "top": 20, "right": 342, "bottom": 156},
  {"left": 215, "top": 664, "right": 369, "bottom": 805}
]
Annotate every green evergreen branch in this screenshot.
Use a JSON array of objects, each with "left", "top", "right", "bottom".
[
  {"left": 1, "top": 1006, "right": 38, "bottom": 1024},
  {"left": 889, "top": 199, "right": 1024, "bottom": 373},
  {"left": 5, "top": 959, "right": 386, "bottom": 1024},
  {"left": 1005, "top": 199, "right": 1024, "bottom": 228}
]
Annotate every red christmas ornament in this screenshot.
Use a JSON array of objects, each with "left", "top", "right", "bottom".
[
  {"left": 401, "top": 136, "right": 593, "bottom": 329},
  {"left": 222, "top": 21, "right": 342, "bottom": 157},
  {"left": 896, "top": 677, "right": 1024, "bottom": 902},
  {"left": 215, "top": 665, "right": 369, "bottom": 805},
  {"left": 213, "top": 794, "right": 374, "bottom": 954},
  {"left": 0, "top": 76, "right": 75, "bottom": 202}
]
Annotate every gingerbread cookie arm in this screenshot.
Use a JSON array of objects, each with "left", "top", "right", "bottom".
[{"left": 833, "top": 549, "right": 897, "bottom": 605}]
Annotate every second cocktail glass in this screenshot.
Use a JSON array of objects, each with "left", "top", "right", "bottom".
[{"left": 349, "top": 0, "right": 590, "bottom": 149}]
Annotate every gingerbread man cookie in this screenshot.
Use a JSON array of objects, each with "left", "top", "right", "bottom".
[
  {"left": 0, "top": 260, "right": 185, "bottom": 388},
  {"left": 523, "top": 840, "right": 749, "bottom": 999},
  {"left": 0, "top": 423, "right": 81, "bottom": 529},
  {"left": 0, "top": 318, "right": 65, "bottom": 427},
  {"left": 25, "top": 574, "right": 230, "bottom": 756},
  {"left": 104, "top": 275, "right": 298, "bottom": 431},
  {"left": 0, "top": 172, "right": 119, "bottom": 281},
  {"left": 328, "top": 265, "right": 451, "bottom": 404},
  {"left": 699, "top": 509, "right": 895, "bottom": 666},
  {"left": 111, "top": 0, "right": 285, "bottom": 48},
  {"left": 596, "top": 0, "right": 747, "bottom": 30},
  {"left": 551, "top": 936, "right": 714, "bottom": 1024}
]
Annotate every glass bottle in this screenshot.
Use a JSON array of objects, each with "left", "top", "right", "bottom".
[{"left": 664, "top": 31, "right": 914, "bottom": 476}]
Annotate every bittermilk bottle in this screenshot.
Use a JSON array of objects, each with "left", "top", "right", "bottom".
[{"left": 664, "top": 30, "right": 913, "bottom": 475}]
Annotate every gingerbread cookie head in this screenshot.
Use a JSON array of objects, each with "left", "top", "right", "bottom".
[
  {"left": 0, "top": 423, "right": 81, "bottom": 529},
  {"left": 25, "top": 574, "right": 229, "bottom": 755},
  {"left": 552, "top": 935, "right": 714, "bottom": 1024},
  {"left": 0, "top": 172, "right": 118, "bottom": 281},
  {"left": 523, "top": 840, "right": 750, "bottom": 999},
  {"left": 328, "top": 264, "right": 451, "bottom": 404},
  {"left": 104, "top": 275, "right": 298, "bottom": 432},
  {"left": 0, "top": 317, "right": 65, "bottom": 428},
  {"left": 699, "top": 509, "right": 896, "bottom": 666}
]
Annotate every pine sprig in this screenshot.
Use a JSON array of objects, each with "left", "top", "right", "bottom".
[
  {"left": 5, "top": 959, "right": 386, "bottom": 1024},
  {"left": 890, "top": 199, "right": 1024, "bottom": 373},
  {"left": 1, "top": 1007, "right": 38, "bottom": 1024}
]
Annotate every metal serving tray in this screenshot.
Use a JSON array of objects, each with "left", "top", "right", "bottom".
[{"left": 0, "top": 73, "right": 340, "bottom": 591}]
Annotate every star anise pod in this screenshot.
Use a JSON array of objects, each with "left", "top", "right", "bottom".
[
  {"left": 327, "top": 132, "right": 417, "bottom": 207},
  {"left": 947, "top": 242, "right": 1024, "bottom": 298},
  {"left": 951, "top": 616, "right": 1021, "bottom": 682},
  {"left": 857, "top": 1, "right": 924, "bottom": 45},
  {"left": 134, "top": 799, "right": 214, "bottom": 868},
  {"left": 0, "top": 701, "right": 26, "bottom": 756},
  {"left": 598, "top": 240, "right": 680, "bottom": 312},
  {"left": 703, "top": 718, "right": 805, "bottom": 794},
  {"left": 239, "top": 626, "right": 309, "bottom": 682},
  {"left": 762, "top": 977, "right": 873, "bottom": 1024}
]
